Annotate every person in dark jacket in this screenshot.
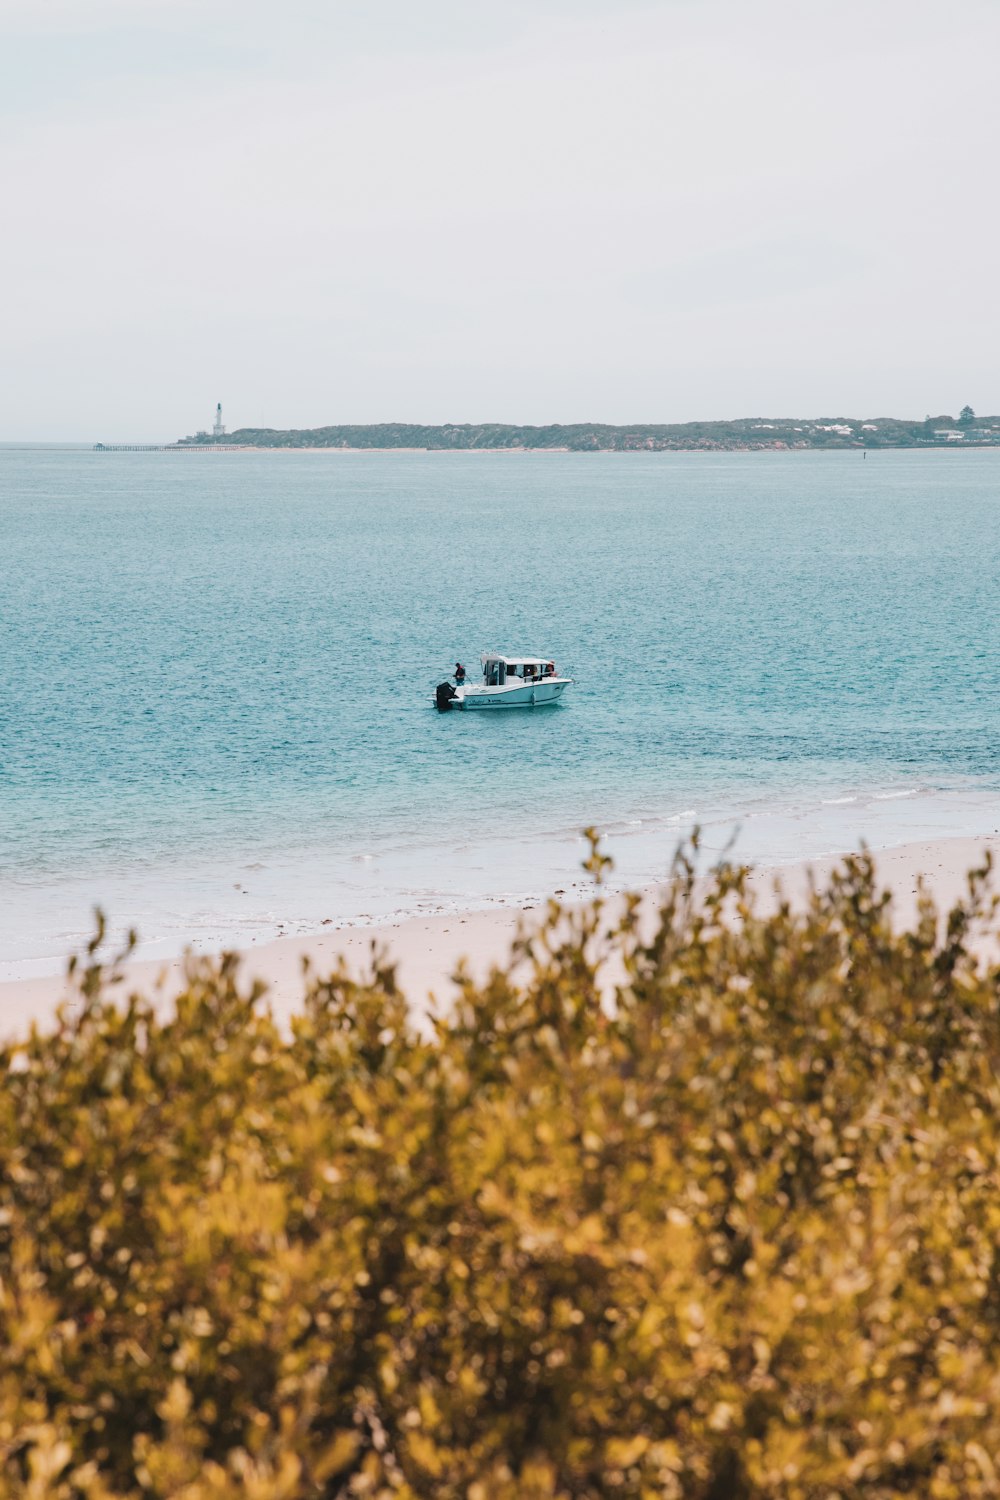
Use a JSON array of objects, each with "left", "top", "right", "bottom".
[{"left": 455, "top": 662, "right": 466, "bottom": 684}]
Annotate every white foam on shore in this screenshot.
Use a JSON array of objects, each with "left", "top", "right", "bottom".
[{"left": 1, "top": 779, "right": 997, "bottom": 981}]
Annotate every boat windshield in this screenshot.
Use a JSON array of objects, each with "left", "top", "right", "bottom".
[{"left": 481, "top": 656, "right": 553, "bottom": 683}]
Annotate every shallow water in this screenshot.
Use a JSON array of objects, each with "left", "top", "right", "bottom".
[{"left": 2, "top": 446, "right": 999, "bottom": 968}]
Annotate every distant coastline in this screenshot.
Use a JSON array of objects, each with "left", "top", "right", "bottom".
[{"left": 169, "top": 413, "right": 1000, "bottom": 453}]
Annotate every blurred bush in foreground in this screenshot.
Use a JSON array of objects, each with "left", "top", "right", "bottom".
[{"left": 4, "top": 842, "right": 1000, "bottom": 1499}]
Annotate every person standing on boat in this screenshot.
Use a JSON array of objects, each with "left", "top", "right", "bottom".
[{"left": 454, "top": 662, "right": 466, "bottom": 684}]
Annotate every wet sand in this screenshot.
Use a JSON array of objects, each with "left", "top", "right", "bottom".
[{"left": 2, "top": 835, "right": 997, "bottom": 1041}]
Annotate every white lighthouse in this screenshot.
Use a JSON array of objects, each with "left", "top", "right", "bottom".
[{"left": 212, "top": 402, "right": 225, "bottom": 440}]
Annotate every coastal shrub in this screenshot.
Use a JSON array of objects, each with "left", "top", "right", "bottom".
[{"left": 4, "top": 840, "right": 1000, "bottom": 1498}]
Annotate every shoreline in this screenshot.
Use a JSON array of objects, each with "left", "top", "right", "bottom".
[
  {"left": 3, "top": 779, "right": 999, "bottom": 988},
  {"left": 132, "top": 443, "right": 1000, "bottom": 455},
  {"left": 3, "top": 833, "right": 997, "bottom": 1042}
]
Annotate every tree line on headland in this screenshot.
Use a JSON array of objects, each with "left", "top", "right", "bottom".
[{"left": 178, "top": 408, "right": 1000, "bottom": 451}]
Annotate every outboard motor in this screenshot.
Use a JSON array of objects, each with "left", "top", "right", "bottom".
[{"left": 435, "top": 681, "right": 458, "bottom": 712}]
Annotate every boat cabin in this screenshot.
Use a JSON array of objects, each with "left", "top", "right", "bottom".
[{"left": 481, "top": 653, "right": 556, "bottom": 687}]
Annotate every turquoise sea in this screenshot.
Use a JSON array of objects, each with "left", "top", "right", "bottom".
[{"left": 2, "top": 447, "right": 999, "bottom": 971}]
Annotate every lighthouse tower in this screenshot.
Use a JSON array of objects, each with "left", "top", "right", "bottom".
[{"left": 212, "top": 403, "right": 225, "bottom": 440}]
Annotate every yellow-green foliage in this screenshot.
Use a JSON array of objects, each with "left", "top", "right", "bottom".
[{"left": 4, "top": 843, "right": 1000, "bottom": 1498}]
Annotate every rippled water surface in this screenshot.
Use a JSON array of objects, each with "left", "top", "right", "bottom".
[{"left": 2, "top": 447, "right": 999, "bottom": 962}]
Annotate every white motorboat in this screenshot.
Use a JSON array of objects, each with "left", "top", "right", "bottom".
[{"left": 435, "top": 653, "right": 572, "bottom": 711}]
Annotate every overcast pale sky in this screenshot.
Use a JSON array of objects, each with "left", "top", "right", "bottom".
[{"left": 1, "top": 0, "right": 997, "bottom": 440}]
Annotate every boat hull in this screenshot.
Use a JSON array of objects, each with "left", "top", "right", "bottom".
[{"left": 456, "top": 678, "right": 569, "bottom": 709}]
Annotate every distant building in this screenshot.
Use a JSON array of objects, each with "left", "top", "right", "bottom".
[{"left": 213, "top": 403, "right": 226, "bottom": 440}]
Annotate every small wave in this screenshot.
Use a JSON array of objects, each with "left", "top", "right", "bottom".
[
  {"left": 822, "top": 796, "right": 859, "bottom": 806},
  {"left": 666, "top": 809, "right": 698, "bottom": 824},
  {"left": 874, "top": 788, "right": 922, "bottom": 801}
]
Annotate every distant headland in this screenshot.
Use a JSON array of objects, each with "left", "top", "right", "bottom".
[{"left": 173, "top": 409, "right": 1000, "bottom": 452}]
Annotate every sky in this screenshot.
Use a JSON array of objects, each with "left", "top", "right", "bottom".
[{"left": 1, "top": 0, "right": 998, "bottom": 440}]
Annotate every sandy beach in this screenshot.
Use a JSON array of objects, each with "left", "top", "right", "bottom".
[{"left": 3, "top": 833, "right": 997, "bottom": 1043}]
